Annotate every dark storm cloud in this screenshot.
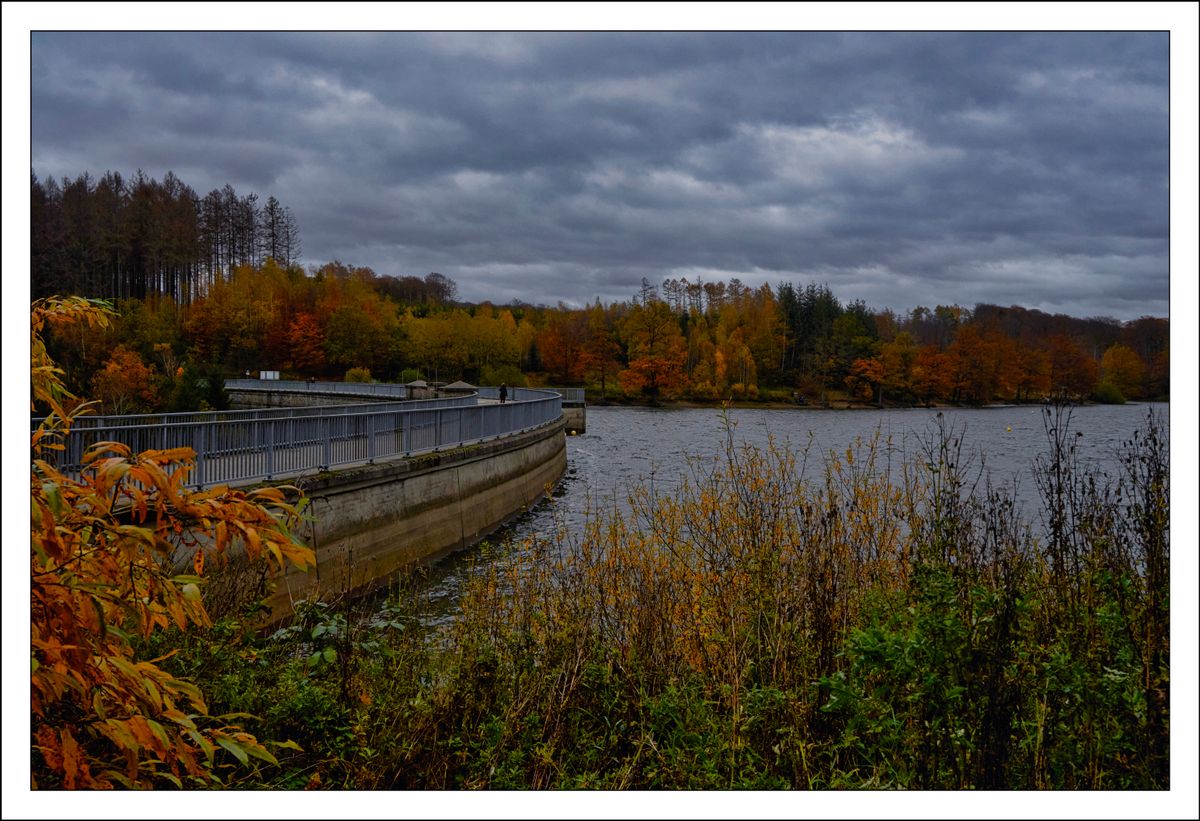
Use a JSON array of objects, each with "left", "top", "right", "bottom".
[{"left": 31, "top": 31, "right": 1168, "bottom": 319}]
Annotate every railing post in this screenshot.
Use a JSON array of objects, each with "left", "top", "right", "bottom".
[
  {"left": 265, "top": 418, "right": 275, "bottom": 480},
  {"left": 322, "top": 415, "right": 332, "bottom": 471},
  {"left": 194, "top": 422, "right": 206, "bottom": 489},
  {"left": 367, "top": 413, "right": 375, "bottom": 463}
]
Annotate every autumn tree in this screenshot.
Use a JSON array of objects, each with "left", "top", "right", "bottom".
[
  {"left": 401, "top": 309, "right": 472, "bottom": 382},
  {"left": 1046, "top": 334, "right": 1099, "bottom": 400},
  {"left": 537, "top": 308, "right": 588, "bottom": 385},
  {"left": 618, "top": 300, "right": 687, "bottom": 403},
  {"left": 704, "top": 283, "right": 782, "bottom": 395},
  {"left": 685, "top": 321, "right": 722, "bottom": 401},
  {"left": 286, "top": 312, "right": 327, "bottom": 375},
  {"left": 1100, "top": 343, "right": 1145, "bottom": 401},
  {"left": 31, "top": 297, "right": 315, "bottom": 788},
  {"left": 879, "top": 332, "right": 919, "bottom": 403},
  {"left": 113, "top": 297, "right": 185, "bottom": 367},
  {"left": 943, "top": 323, "right": 1018, "bottom": 404},
  {"left": 1012, "top": 344, "right": 1051, "bottom": 403},
  {"left": 578, "top": 302, "right": 623, "bottom": 400},
  {"left": 323, "top": 303, "right": 389, "bottom": 374},
  {"left": 91, "top": 345, "right": 160, "bottom": 415},
  {"left": 1147, "top": 347, "right": 1169, "bottom": 399},
  {"left": 720, "top": 329, "right": 758, "bottom": 399},
  {"left": 845, "top": 357, "right": 884, "bottom": 405},
  {"left": 182, "top": 275, "right": 235, "bottom": 364},
  {"left": 911, "top": 345, "right": 954, "bottom": 405},
  {"left": 469, "top": 306, "right": 524, "bottom": 384},
  {"left": 318, "top": 275, "right": 401, "bottom": 376}
]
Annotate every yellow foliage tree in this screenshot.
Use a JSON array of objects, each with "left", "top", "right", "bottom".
[
  {"left": 1100, "top": 343, "right": 1145, "bottom": 400},
  {"left": 31, "top": 297, "right": 315, "bottom": 788}
]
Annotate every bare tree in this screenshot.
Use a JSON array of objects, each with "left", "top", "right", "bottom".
[{"left": 425, "top": 272, "right": 458, "bottom": 304}]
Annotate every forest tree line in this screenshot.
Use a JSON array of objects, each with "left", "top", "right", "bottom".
[
  {"left": 39, "top": 261, "right": 1169, "bottom": 416},
  {"left": 32, "top": 171, "right": 1168, "bottom": 414},
  {"left": 32, "top": 169, "right": 300, "bottom": 306}
]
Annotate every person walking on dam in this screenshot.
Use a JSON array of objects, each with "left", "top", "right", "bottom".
[{"left": 499, "top": 383, "right": 508, "bottom": 403}]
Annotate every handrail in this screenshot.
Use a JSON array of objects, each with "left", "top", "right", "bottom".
[
  {"left": 33, "top": 384, "right": 563, "bottom": 489},
  {"left": 32, "top": 394, "right": 476, "bottom": 429},
  {"left": 543, "top": 387, "right": 586, "bottom": 403}
]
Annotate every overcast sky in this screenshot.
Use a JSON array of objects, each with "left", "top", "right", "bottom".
[
  {"left": 7, "top": 15, "right": 1200, "bottom": 821},
  {"left": 29, "top": 30, "right": 1170, "bottom": 320}
]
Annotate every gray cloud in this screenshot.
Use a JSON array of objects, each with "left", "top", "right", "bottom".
[{"left": 31, "top": 31, "right": 1168, "bottom": 319}]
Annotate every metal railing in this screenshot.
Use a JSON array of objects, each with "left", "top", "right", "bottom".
[
  {"left": 226, "top": 378, "right": 584, "bottom": 404},
  {"left": 548, "top": 387, "right": 586, "bottom": 404},
  {"left": 34, "top": 386, "right": 562, "bottom": 489},
  {"left": 39, "top": 394, "right": 477, "bottom": 431}
]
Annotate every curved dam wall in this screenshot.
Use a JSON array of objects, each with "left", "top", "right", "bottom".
[
  {"left": 228, "top": 388, "right": 377, "bottom": 409},
  {"left": 263, "top": 418, "right": 567, "bottom": 622},
  {"left": 229, "top": 381, "right": 586, "bottom": 431}
]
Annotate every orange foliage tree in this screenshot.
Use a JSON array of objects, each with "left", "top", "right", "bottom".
[
  {"left": 538, "top": 309, "right": 588, "bottom": 385},
  {"left": 1012, "top": 344, "right": 1051, "bottom": 403},
  {"left": 31, "top": 297, "right": 315, "bottom": 788},
  {"left": 845, "top": 357, "right": 884, "bottom": 405},
  {"left": 286, "top": 312, "right": 327, "bottom": 375},
  {"left": 618, "top": 300, "right": 688, "bottom": 403},
  {"left": 1046, "top": 334, "right": 1099, "bottom": 400},
  {"left": 1147, "top": 347, "right": 1169, "bottom": 398},
  {"left": 943, "top": 324, "right": 996, "bottom": 404},
  {"left": 911, "top": 345, "right": 953, "bottom": 405},
  {"left": 91, "top": 345, "right": 161, "bottom": 415}
]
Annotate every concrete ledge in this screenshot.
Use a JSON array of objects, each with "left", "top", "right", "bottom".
[
  {"left": 264, "top": 419, "right": 566, "bottom": 621},
  {"left": 563, "top": 405, "right": 586, "bottom": 433}
]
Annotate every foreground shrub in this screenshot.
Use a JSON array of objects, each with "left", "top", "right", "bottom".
[{"left": 31, "top": 297, "right": 315, "bottom": 789}]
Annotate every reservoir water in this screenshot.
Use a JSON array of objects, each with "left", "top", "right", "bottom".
[{"left": 407, "top": 402, "right": 1168, "bottom": 620}]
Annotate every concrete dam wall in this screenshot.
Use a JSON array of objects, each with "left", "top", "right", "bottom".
[{"left": 262, "top": 417, "right": 567, "bottom": 621}]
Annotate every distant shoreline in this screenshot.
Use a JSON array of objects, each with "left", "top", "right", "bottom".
[{"left": 579, "top": 397, "right": 1168, "bottom": 412}]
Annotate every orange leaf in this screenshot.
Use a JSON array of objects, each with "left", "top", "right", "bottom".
[
  {"left": 143, "top": 447, "right": 196, "bottom": 464},
  {"left": 128, "top": 714, "right": 156, "bottom": 750},
  {"left": 60, "top": 728, "right": 81, "bottom": 788},
  {"left": 245, "top": 527, "right": 262, "bottom": 560},
  {"left": 35, "top": 725, "right": 62, "bottom": 771},
  {"left": 193, "top": 548, "right": 205, "bottom": 577}
]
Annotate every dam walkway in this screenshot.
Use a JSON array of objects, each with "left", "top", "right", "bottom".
[{"left": 33, "top": 380, "right": 576, "bottom": 489}]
